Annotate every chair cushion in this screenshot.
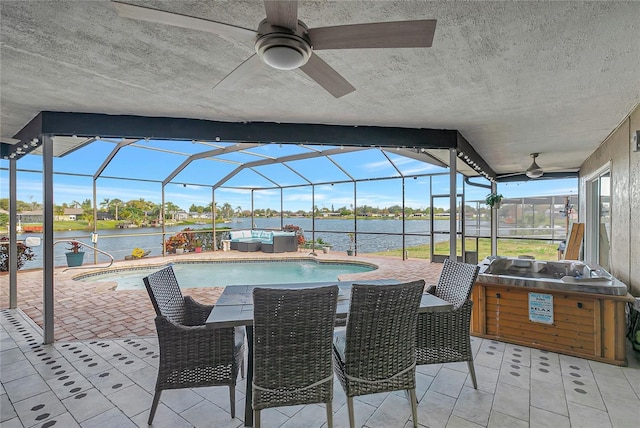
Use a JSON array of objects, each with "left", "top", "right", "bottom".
[{"left": 229, "top": 231, "right": 243, "bottom": 240}]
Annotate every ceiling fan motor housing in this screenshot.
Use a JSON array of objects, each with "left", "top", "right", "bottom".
[
  {"left": 526, "top": 153, "right": 544, "bottom": 178},
  {"left": 255, "top": 19, "right": 312, "bottom": 70}
]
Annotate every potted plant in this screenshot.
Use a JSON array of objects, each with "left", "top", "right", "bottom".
[
  {"left": 303, "top": 238, "right": 332, "bottom": 253},
  {"left": 347, "top": 233, "right": 355, "bottom": 256},
  {"left": 485, "top": 192, "right": 504, "bottom": 209},
  {"left": 193, "top": 239, "right": 203, "bottom": 253},
  {"left": 65, "top": 241, "right": 85, "bottom": 267},
  {"left": 316, "top": 238, "right": 332, "bottom": 254}
]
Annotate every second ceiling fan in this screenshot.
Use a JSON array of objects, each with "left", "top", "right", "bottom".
[{"left": 113, "top": 1, "right": 437, "bottom": 98}]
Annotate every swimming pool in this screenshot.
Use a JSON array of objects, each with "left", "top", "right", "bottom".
[{"left": 75, "top": 259, "right": 377, "bottom": 291}]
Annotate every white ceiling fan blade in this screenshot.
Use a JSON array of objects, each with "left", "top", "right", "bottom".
[
  {"left": 309, "top": 19, "right": 437, "bottom": 50},
  {"left": 264, "top": 0, "right": 298, "bottom": 31},
  {"left": 213, "top": 54, "right": 263, "bottom": 91},
  {"left": 299, "top": 54, "right": 355, "bottom": 98},
  {"left": 112, "top": 1, "right": 256, "bottom": 43}
]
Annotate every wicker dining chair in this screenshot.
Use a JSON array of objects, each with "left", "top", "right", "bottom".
[
  {"left": 333, "top": 280, "right": 425, "bottom": 428},
  {"left": 416, "top": 258, "right": 480, "bottom": 388},
  {"left": 142, "top": 265, "right": 245, "bottom": 425},
  {"left": 252, "top": 285, "right": 339, "bottom": 428}
]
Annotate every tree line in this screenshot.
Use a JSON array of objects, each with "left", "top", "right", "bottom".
[{"left": 1, "top": 198, "right": 472, "bottom": 228}]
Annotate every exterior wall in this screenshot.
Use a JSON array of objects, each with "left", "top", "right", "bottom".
[
  {"left": 579, "top": 104, "right": 640, "bottom": 295},
  {"left": 631, "top": 107, "right": 640, "bottom": 296}
]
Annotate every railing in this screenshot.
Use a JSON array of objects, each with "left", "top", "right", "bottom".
[
  {"left": 53, "top": 239, "right": 114, "bottom": 272},
  {"left": 16, "top": 216, "right": 571, "bottom": 270}
]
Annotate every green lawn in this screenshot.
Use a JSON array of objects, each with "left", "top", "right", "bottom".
[
  {"left": 371, "top": 238, "right": 559, "bottom": 261},
  {"left": 46, "top": 220, "right": 559, "bottom": 261},
  {"left": 48, "top": 220, "right": 226, "bottom": 232}
]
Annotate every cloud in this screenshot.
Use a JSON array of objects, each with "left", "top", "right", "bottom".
[
  {"left": 401, "top": 165, "right": 441, "bottom": 175},
  {"left": 2, "top": 163, "right": 578, "bottom": 214}
]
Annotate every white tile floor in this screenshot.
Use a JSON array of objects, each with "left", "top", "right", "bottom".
[{"left": 2, "top": 308, "right": 639, "bottom": 428}]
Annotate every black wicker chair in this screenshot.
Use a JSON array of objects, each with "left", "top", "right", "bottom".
[
  {"left": 142, "top": 265, "right": 245, "bottom": 425},
  {"left": 416, "top": 258, "right": 480, "bottom": 388},
  {"left": 252, "top": 285, "right": 339, "bottom": 428},
  {"left": 333, "top": 280, "right": 425, "bottom": 428}
]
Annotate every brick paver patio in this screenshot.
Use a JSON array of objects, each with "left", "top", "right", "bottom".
[{"left": 1, "top": 251, "right": 443, "bottom": 342}]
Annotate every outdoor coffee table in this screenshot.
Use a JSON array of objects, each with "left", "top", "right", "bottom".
[
  {"left": 236, "top": 240, "right": 261, "bottom": 252},
  {"left": 206, "top": 280, "right": 453, "bottom": 427}
]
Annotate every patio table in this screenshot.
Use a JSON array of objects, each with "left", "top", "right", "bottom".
[{"left": 206, "top": 280, "right": 453, "bottom": 427}]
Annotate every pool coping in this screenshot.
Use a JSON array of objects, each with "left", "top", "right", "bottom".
[{"left": 71, "top": 256, "right": 380, "bottom": 282}]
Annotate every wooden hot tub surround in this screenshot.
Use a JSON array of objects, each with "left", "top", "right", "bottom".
[{"left": 471, "top": 258, "right": 634, "bottom": 366}]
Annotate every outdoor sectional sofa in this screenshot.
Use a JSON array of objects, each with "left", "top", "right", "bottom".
[{"left": 229, "top": 230, "right": 297, "bottom": 253}]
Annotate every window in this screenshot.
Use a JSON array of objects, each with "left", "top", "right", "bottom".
[{"left": 585, "top": 166, "right": 610, "bottom": 269}]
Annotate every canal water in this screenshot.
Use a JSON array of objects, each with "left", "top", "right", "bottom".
[{"left": 16, "top": 218, "right": 476, "bottom": 269}]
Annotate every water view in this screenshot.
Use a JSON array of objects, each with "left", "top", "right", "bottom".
[
  {"left": 18, "top": 217, "right": 447, "bottom": 269},
  {"left": 15, "top": 215, "right": 567, "bottom": 270}
]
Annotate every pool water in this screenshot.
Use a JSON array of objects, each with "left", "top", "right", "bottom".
[{"left": 76, "top": 260, "right": 376, "bottom": 291}]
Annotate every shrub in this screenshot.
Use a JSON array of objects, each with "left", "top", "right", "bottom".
[
  {"left": 283, "top": 224, "right": 305, "bottom": 246},
  {"left": 66, "top": 241, "right": 82, "bottom": 253},
  {"left": 131, "top": 247, "right": 145, "bottom": 258},
  {"left": 0, "top": 237, "right": 35, "bottom": 271}
]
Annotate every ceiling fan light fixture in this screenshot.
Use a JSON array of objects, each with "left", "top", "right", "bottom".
[
  {"left": 255, "top": 21, "right": 312, "bottom": 71},
  {"left": 525, "top": 153, "right": 544, "bottom": 179},
  {"left": 262, "top": 46, "right": 306, "bottom": 70}
]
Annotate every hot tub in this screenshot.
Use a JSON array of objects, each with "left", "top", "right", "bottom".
[
  {"left": 477, "top": 257, "right": 628, "bottom": 296},
  {"left": 471, "top": 257, "right": 633, "bottom": 366}
]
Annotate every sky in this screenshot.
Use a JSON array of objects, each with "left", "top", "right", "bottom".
[{"left": 1, "top": 138, "right": 578, "bottom": 212}]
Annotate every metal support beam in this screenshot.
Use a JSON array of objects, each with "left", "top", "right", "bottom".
[
  {"left": 280, "top": 188, "right": 284, "bottom": 231},
  {"left": 491, "top": 182, "right": 498, "bottom": 256},
  {"left": 9, "top": 158, "right": 17, "bottom": 308},
  {"left": 449, "top": 148, "right": 457, "bottom": 260},
  {"left": 42, "top": 135, "right": 55, "bottom": 344},
  {"left": 212, "top": 188, "right": 216, "bottom": 251},
  {"left": 311, "top": 186, "right": 316, "bottom": 255},
  {"left": 161, "top": 187, "right": 166, "bottom": 255},
  {"left": 402, "top": 177, "right": 406, "bottom": 260},
  {"left": 92, "top": 178, "right": 98, "bottom": 264},
  {"left": 14, "top": 112, "right": 458, "bottom": 153},
  {"left": 353, "top": 182, "right": 357, "bottom": 255}
]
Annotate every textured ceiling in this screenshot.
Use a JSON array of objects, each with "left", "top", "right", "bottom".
[{"left": 1, "top": 1, "right": 639, "bottom": 175}]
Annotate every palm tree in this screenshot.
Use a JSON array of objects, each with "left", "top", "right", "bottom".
[
  {"left": 110, "top": 198, "right": 123, "bottom": 221},
  {"left": 100, "top": 198, "right": 110, "bottom": 211},
  {"left": 54, "top": 205, "right": 65, "bottom": 221},
  {"left": 78, "top": 199, "right": 93, "bottom": 226},
  {"left": 222, "top": 202, "right": 232, "bottom": 219},
  {"left": 164, "top": 202, "right": 180, "bottom": 221}
]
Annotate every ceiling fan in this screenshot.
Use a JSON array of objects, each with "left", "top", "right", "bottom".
[
  {"left": 493, "top": 153, "right": 580, "bottom": 182},
  {"left": 112, "top": 1, "right": 437, "bottom": 98},
  {"left": 525, "top": 153, "right": 544, "bottom": 179}
]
